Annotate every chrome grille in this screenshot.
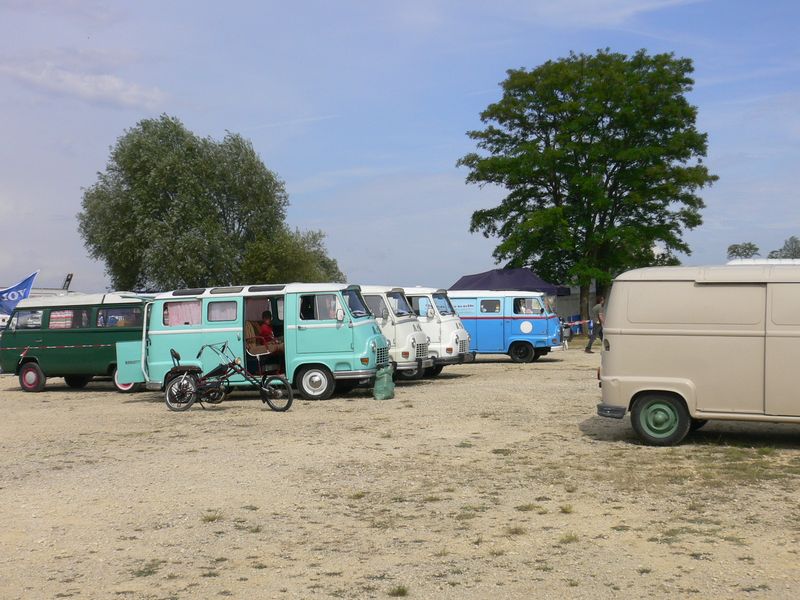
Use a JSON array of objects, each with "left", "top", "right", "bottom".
[
  {"left": 415, "top": 342, "right": 428, "bottom": 359},
  {"left": 459, "top": 339, "right": 470, "bottom": 354},
  {"left": 376, "top": 346, "right": 389, "bottom": 366}
]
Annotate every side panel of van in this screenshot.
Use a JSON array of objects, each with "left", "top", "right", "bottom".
[{"left": 765, "top": 283, "right": 800, "bottom": 416}]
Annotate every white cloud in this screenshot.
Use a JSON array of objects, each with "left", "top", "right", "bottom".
[{"left": 0, "top": 60, "right": 165, "bottom": 110}]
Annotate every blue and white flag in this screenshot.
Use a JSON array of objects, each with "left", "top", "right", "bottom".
[{"left": 0, "top": 271, "right": 39, "bottom": 315}]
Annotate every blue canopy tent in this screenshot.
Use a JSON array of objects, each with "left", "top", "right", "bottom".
[{"left": 449, "top": 268, "right": 570, "bottom": 296}]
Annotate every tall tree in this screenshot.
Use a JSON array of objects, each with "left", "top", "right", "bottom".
[
  {"left": 458, "top": 49, "right": 717, "bottom": 319},
  {"left": 78, "top": 115, "right": 344, "bottom": 290},
  {"left": 727, "top": 242, "right": 760, "bottom": 260},
  {"left": 768, "top": 236, "right": 800, "bottom": 259}
]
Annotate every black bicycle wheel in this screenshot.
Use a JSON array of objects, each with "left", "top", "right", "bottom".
[
  {"left": 165, "top": 374, "right": 198, "bottom": 412},
  {"left": 260, "top": 374, "right": 293, "bottom": 412}
]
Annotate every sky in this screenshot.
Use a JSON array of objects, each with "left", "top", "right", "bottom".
[{"left": 1, "top": 0, "right": 798, "bottom": 292}]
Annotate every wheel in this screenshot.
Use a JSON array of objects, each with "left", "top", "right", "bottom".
[
  {"left": 690, "top": 418, "right": 708, "bottom": 432},
  {"left": 64, "top": 375, "right": 91, "bottom": 389},
  {"left": 19, "top": 362, "right": 46, "bottom": 392},
  {"left": 335, "top": 380, "right": 360, "bottom": 394},
  {"left": 260, "top": 375, "right": 293, "bottom": 411},
  {"left": 509, "top": 342, "right": 534, "bottom": 363},
  {"left": 113, "top": 367, "right": 142, "bottom": 393},
  {"left": 424, "top": 365, "right": 444, "bottom": 377},
  {"left": 204, "top": 386, "right": 228, "bottom": 404},
  {"left": 396, "top": 366, "right": 424, "bottom": 381},
  {"left": 296, "top": 365, "right": 335, "bottom": 400},
  {"left": 164, "top": 374, "right": 198, "bottom": 411},
  {"left": 631, "top": 394, "right": 691, "bottom": 446}
]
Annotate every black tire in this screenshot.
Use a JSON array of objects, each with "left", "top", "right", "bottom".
[
  {"left": 296, "top": 365, "right": 335, "bottom": 400},
  {"left": 509, "top": 342, "right": 534, "bottom": 363},
  {"left": 631, "top": 394, "right": 691, "bottom": 446},
  {"left": 164, "top": 374, "right": 198, "bottom": 411},
  {"left": 424, "top": 365, "right": 444, "bottom": 377},
  {"left": 204, "top": 387, "right": 227, "bottom": 404},
  {"left": 396, "top": 366, "right": 424, "bottom": 381},
  {"left": 335, "top": 380, "right": 360, "bottom": 394},
  {"left": 690, "top": 418, "right": 708, "bottom": 432},
  {"left": 260, "top": 375, "right": 293, "bottom": 411},
  {"left": 64, "top": 375, "right": 91, "bottom": 389},
  {"left": 113, "top": 367, "right": 142, "bottom": 393},
  {"left": 19, "top": 362, "right": 46, "bottom": 392}
]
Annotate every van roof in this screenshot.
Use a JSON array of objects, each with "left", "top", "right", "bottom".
[
  {"left": 447, "top": 290, "right": 545, "bottom": 298},
  {"left": 154, "top": 282, "right": 356, "bottom": 299},
  {"left": 359, "top": 285, "right": 406, "bottom": 294},
  {"left": 402, "top": 287, "right": 448, "bottom": 295},
  {"left": 15, "top": 293, "right": 146, "bottom": 309},
  {"left": 616, "top": 265, "right": 800, "bottom": 283}
]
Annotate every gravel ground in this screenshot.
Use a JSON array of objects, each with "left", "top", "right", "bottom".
[{"left": 1, "top": 345, "right": 799, "bottom": 599}]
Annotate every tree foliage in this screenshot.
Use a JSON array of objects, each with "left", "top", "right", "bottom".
[
  {"left": 726, "top": 242, "right": 760, "bottom": 260},
  {"left": 458, "top": 49, "right": 717, "bottom": 309},
  {"left": 78, "top": 115, "right": 344, "bottom": 290},
  {"left": 767, "top": 236, "right": 800, "bottom": 259}
]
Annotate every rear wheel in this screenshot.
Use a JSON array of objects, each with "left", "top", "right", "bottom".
[
  {"left": 396, "top": 366, "right": 424, "bottom": 381},
  {"left": 19, "top": 362, "right": 46, "bottom": 392},
  {"left": 64, "top": 375, "right": 91, "bottom": 389},
  {"left": 165, "top": 374, "right": 198, "bottom": 411},
  {"left": 113, "top": 367, "right": 141, "bottom": 393},
  {"left": 509, "top": 342, "right": 534, "bottom": 363},
  {"left": 260, "top": 375, "right": 293, "bottom": 411},
  {"left": 631, "top": 394, "right": 690, "bottom": 446},
  {"left": 296, "top": 366, "right": 335, "bottom": 400},
  {"left": 424, "top": 365, "right": 444, "bottom": 377}
]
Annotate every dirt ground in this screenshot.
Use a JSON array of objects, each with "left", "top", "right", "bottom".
[{"left": 2, "top": 345, "right": 800, "bottom": 599}]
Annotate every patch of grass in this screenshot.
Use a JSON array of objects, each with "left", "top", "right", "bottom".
[
  {"left": 611, "top": 524, "right": 630, "bottom": 531},
  {"left": 423, "top": 495, "right": 442, "bottom": 502},
  {"left": 566, "top": 579, "right": 579, "bottom": 587},
  {"left": 251, "top": 562, "right": 268, "bottom": 570},
  {"left": 637, "top": 567, "right": 652, "bottom": 575},
  {"left": 506, "top": 526, "right": 525, "bottom": 536},
  {"left": 242, "top": 505, "right": 259, "bottom": 511},
  {"left": 559, "top": 504, "right": 574, "bottom": 514},
  {"left": 349, "top": 491, "right": 367, "bottom": 500},
  {"left": 247, "top": 525, "right": 262, "bottom": 534},
  {"left": 489, "top": 548, "right": 506, "bottom": 557},
  {"left": 201, "top": 570, "right": 219, "bottom": 577},
  {"left": 388, "top": 585, "right": 409, "bottom": 597},
  {"left": 492, "top": 448, "right": 512, "bottom": 456},
  {"left": 558, "top": 532, "right": 579, "bottom": 544},
  {"left": 564, "top": 483, "right": 577, "bottom": 493},
  {"left": 201, "top": 510, "right": 223, "bottom": 523},
  {"left": 456, "top": 441, "right": 473, "bottom": 448},
  {"left": 515, "top": 503, "right": 542, "bottom": 512},
  {"left": 433, "top": 548, "right": 449, "bottom": 557},
  {"left": 131, "top": 559, "right": 164, "bottom": 578}
]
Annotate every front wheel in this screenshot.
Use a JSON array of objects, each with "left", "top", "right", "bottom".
[
  {"left": 113, "top": 367, "right": 142, "bottom": 393},
  {"left": 396, "top": 366, "right": 424, "bottom": 381},
  {"left": 631, "top": 394, "right": 691, "bottom": 446},
  {"left": 424, "top": 365, "right": 444, "bottom": 377},
  {"left": 64, "top": 375, "right": 91, "bottom": 389},
  {"left": 296, "top": 365, "right": 335, "bottom": 400},
  {"left": 165, "top": 374, "right": 198, "bottom": 411},
  {"left": 260, "top": 375, "right": 293, "bottom": 411},
  {"left": 19, "top": 362, "right": 46, "bottom": 392},
  {"left": 509, "top": 342, "right": 534, "bottom": 363}
]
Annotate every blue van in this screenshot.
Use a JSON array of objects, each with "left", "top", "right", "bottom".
[
  {"left": 447, "top": 290, "right": 561, "bottom": 362},
  {"left": 116, "top": 283, "right": 389, "bottom": 400}
]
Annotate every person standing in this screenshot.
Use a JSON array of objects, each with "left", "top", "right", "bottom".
[{"left": 585, "top": 295, "right": 605, "bottom": 353}]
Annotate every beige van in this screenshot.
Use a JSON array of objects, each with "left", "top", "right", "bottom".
[{"left": 597, "top": 265, "right": 800, "bottom": 445}]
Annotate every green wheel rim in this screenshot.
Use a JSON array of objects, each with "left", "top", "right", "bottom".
[{"left": 640, "top": 401, "right": 679, "bottom": 438}]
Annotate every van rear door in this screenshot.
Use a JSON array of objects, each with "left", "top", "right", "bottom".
[{"left": 765, "top": 283, "right": 800, "bottom": 416}]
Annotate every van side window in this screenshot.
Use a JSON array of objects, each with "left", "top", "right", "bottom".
[
  {"left": 162, "top": 301, "right": 201, "bottom": 327},
  {"left": 513, "top": 298, "right": 538, "bottom": 315},
  {"left": 97, "top": 307, "right": 144, "bottom": 328},
  {"left": 207, "top": 301, "right": 237, "bottom": 322},
  {"left": 49, "top": 309, "right": 91, "bottom": 329},
  {"left": 12, "top": 310, "right": 43, "bottom": 329},
  {"left": 364, "top": 295, "right": 388, "bottom": 319},
  {"left": 480, "top": 300, "right": 500, "bottom": 313}
]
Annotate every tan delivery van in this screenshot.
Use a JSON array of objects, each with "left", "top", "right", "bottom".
[{"left": 597, "top": 264, "right": 800, "bottom": 445}]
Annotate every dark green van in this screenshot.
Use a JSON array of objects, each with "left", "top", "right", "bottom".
[{"left": 0, "top": 294, "right": 146, "bottom": 392}]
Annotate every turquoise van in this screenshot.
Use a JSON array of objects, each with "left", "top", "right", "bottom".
[
  {"left": 448, "top": 290, "right": 562, "bottom": 362},
  {"left": 116, "top": 283, "right": 389, "bottom": 400},
  {"left": 0, "top": 293, "right": 147, "bottom": 392}
]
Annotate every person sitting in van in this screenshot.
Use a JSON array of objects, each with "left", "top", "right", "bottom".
[{"left": 259, "top": 311, "right": 277, "bottom": 342}]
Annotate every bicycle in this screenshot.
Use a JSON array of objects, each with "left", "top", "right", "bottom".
[{"left": 164, "top": 341, "right": 292, "bottom": 412}]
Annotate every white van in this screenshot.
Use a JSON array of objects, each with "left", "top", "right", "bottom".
[
  {"left": 403, "top": 287, "right": 473, "bottom": 376},
  {"left": 597, "top": 265, "right": 800, "bottom": 445},
  {"left": 361, "top": 286, "right": 433, "bottom": 379}
]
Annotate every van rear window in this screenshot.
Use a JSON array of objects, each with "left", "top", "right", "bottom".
[{"left": 97, "top": 307, "right": 143, "bottom": 328}]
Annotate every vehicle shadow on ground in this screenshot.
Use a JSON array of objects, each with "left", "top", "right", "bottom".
[
  {"left": 470, "top": 356, "right": 565, "bottom": 365},
  {"left": 579, "top": 414, "right": 800, "bottom": 448}
]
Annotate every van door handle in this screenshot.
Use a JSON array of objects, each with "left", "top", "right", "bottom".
[{"left": 298, "top": 325, "right": 308, "bottom": 330}]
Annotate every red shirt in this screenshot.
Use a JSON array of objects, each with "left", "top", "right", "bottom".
[{"left": 259, "top": 322, "right": 274, "bottom": 341}]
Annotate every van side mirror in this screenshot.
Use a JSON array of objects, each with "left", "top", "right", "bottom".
[
  {"left": 426, "top": 307, "right": 435, "bottom": 319},
  {"left": 336, "top": 308, "right": 345, "bottom": 322},
  {"left": 381, "top": 309, "right": 389, "bottom": 320}
]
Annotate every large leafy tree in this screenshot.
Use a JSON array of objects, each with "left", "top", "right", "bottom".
[
  {"left": 78, "top": 115, "right": 343, "bottom": 290},
  {"left": 727, "top": 242, "right": 760, "bottom": 260},
  {"left": 458, "top": 49, "right": 717, "bottom": 317},
  {"left": 768, "top": 236, "right": 800, "bottom": 259}
]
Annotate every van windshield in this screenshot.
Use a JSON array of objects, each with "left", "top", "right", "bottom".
[
  {"left": 343, "top": 289, "right": 370, "bottom": 318},
  {"left": 432, "top": 294, "right": 454, "bottom": 316},
  {"left": 386, "top": 292, "right": 412, "bottom": 317}
]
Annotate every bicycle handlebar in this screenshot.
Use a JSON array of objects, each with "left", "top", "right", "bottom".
[{"left": 196, "top": 341, "right": 230, "bottom": 359}]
